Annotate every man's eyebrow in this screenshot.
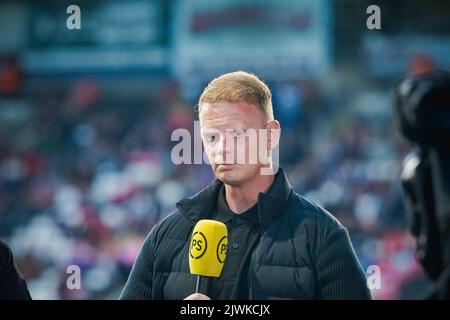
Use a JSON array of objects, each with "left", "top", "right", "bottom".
[
  {"left": 201, "top": 126, "right": 248, "bottom": 134},
  {"left": 201, "top": 129, "right": 220, "bottom": 135}
]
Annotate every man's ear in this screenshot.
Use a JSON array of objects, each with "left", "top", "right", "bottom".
[{"left": 266, "top": 120, "right": 281, "bottom": 151}]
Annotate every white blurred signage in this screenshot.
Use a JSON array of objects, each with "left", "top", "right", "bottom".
[{"left": 172, "top": 0, "right": 332, "bottom": 84}]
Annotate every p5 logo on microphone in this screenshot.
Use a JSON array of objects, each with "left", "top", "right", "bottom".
[
  {"left": 190, "top": 231, "right": 207, "bottom": 259},
  {"left": 217, "top": 236, "right": 228, "bottom": 263}
]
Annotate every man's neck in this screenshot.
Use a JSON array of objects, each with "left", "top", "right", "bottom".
[{"left": 224, "top": 173, "right": 275, "bottom": 214}]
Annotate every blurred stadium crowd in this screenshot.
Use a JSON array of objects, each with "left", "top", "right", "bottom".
[{"left": 1, "top": 0, "right": 450, "bottom": 299}]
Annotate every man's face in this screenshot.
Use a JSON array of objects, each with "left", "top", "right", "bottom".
[{"left": 199, "top": 101, "right": 271, "bottom": 186}]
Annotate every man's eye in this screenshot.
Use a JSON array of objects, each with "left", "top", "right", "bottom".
[
  {"left": 230, "top": 129, "right": 245, "bottom": 138},
  {"left": 206, "top": 134, "right": 218, "bottom": 143}
]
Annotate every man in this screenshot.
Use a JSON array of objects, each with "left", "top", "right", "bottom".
[
  {"left": 0, "top": 240, "right": 32, "bottom": 299},
  {"left": 120, "top": 71, "right": 370, "bottom": 300}
]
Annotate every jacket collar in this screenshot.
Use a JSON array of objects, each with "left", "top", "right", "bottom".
[{"left": 176, "top": 168, "right": 293, "bottom": 229}]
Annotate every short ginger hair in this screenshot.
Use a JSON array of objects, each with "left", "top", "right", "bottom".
[{"left": 198, "top": 71, "right": 274, "bottom": 121}]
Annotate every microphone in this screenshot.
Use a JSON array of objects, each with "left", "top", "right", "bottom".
[{"left": 189, "top": 219, "right": 228, "bottom": 294}]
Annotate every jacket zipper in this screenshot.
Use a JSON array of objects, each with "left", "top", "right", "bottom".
[
  {"left": 249, "top": 233, "right": 262, "bottom": 300},
  {"left": 249, "top": 245, "right": 256, "bottom": 299}
]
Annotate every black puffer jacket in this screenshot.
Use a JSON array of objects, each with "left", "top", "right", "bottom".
[
  {"left": 0, "top": 240, "right": 32, "bottom": 300},
  {"left": 121, "top": 169, "right": 371, "bottom": 300}
]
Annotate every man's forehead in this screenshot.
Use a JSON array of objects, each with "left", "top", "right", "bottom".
[
  {"left": 199, "top": 101, "right": 264, "bottom": 124},
  {"left": 200, "top": 101, "right": 254, "bottom": 114}
]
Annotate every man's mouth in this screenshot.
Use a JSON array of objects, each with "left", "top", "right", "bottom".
[{"left": 217, "top": 164, "right": 237, "bottom": 170}]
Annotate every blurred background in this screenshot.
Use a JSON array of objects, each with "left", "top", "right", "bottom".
[{"left": 0, "top": 0, "right": 449, "bottom": 299}]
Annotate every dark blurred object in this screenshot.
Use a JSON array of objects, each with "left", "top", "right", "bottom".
[
  {"left": 0, "top": 55, "right": 22, "bottom": 97},
  {"left": 394, "top": 70, "right": 450, "bottom": 299},
  {"left": 0, "top": 240, "right": 32, "bottom": 300}
]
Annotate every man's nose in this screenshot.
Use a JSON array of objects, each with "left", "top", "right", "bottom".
[{"left": 215, "top": 135, "right": 234, "bottom": 163}]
